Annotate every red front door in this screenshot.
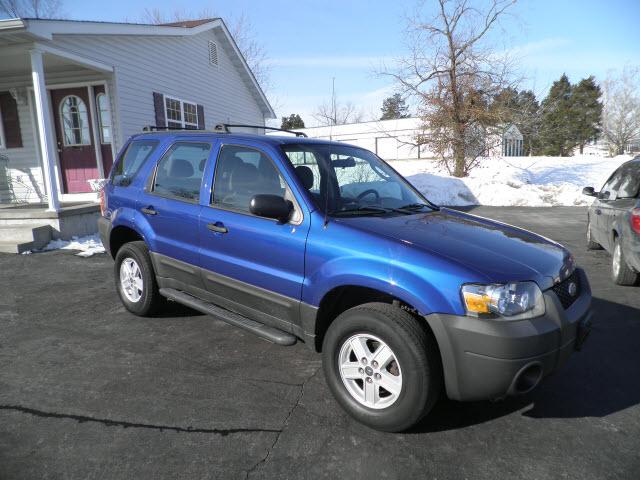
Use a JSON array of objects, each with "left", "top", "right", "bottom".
[{"left": 51, "top": 87, "right": 99, "bottom": 193}]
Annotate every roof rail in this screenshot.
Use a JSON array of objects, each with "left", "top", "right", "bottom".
[
  {"left": 214, "top": 123, "right": 307, "bottom": 137},
  {"left": 142, "top": 125, "right": 204, "bottom": 132}
]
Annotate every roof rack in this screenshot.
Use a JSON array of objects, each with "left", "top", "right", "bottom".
[
  {"left": 142, "top": 125, "right": 205, "bottom": 132},
  {"left": 214, "top": 123, "right": 307, "bottom": 137}
]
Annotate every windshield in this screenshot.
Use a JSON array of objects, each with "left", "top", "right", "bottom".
[{"left": 281, "top": 143, "right": 436, "bottom": 216}]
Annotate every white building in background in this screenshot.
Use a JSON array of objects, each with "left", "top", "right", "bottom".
[{"left": 288, "top": 118, "right": 525, "bottom": 161}]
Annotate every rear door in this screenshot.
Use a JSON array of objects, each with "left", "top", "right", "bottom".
[
  {"left": 137, "top": 141, "right": 213, "bottom": 288},
  {"left": 198, "top": 141, "right": 310, "bottom": 332}
]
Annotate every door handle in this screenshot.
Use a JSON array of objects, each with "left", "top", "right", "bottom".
[
  {"left": 595, "top": 209, "right": 601, "bottom": 215},
  {"left": 141, "top": 207, "right": 157, "bottom": 216},
  {"left": 207, "top": 222, "right": 228, "bottom": 234}
]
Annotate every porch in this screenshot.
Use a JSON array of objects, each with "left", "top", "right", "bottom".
[
  {"left": 0, "top": 26, "right": 118, "bottom": 213},
  {"left": 0, "top": 201, "right": 100, "bottom": 253}
]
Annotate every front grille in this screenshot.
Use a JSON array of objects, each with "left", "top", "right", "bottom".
[{"left": 551, "top": 270, "right": 581, "bottom": 309}]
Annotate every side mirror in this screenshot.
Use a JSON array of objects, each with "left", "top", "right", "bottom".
[
  {"left": 250, "top": 194, "right": 293, "bottom": 222},
  {"left": 582, "top": 186, "right": 596, "bottom": 197}
]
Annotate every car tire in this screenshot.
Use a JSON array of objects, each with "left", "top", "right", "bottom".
[
  {"left": 322, "top": 302, "right": 442, "bottom": 432},
  {"left": 586, "top": 220, "right": 602, "bottom": 250},
  {"left": 115, "top": 241, "right": 165, "bottom": 316},
  {"left": 611, "top": 237, "right": 639, "bottom": 286}
]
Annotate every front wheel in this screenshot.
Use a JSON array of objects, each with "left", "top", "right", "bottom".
[
  {"left": 322, "top": 303, "right": 442, "bottom": 432},
  {"left": 611, "top": 238, "right": 639, "bottom": 286}
]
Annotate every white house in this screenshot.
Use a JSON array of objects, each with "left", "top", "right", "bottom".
[
  {"left": 287, "top": 118, "right": 525, "bottom": 161},
  {"left": 0, "top": 17, "right": 275, "bottom": 212}
]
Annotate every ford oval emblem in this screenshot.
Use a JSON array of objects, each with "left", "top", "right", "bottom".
[{"left": 567, "top": 282, "right": 578, "bottom": 297}]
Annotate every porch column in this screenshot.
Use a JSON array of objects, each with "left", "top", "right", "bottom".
[{"left": 29, "top": 48, "right": 60, "bottom": 212}]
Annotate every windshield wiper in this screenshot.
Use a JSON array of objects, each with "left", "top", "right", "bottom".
[
  {"left": 331, "top": 206, "right": 394, "bottom": 216},
  {"left": 398, "top": 202, "right": 440, "bottom": 211}
]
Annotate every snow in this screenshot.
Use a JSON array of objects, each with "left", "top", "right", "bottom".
[
  {"left": 390, "top": 154, "right": 632, "bottom": 207},
  {"left": 40, "top": 233, "right": 105, "bottom": 257}
]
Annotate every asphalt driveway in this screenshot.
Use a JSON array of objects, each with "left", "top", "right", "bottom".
[{"left": 1, "top": 206, "right": 639, "bottom": 479}]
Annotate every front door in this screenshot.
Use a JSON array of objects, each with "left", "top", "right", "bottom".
[
  {"left": 198, "top": 142, "right": 310, "bottom": 332},
  {"left": 50, "top": 87, "right": 98, "bottom": 193}
]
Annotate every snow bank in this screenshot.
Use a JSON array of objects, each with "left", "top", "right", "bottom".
[
  {"left": 40, "top": 233, "right": 105, "bottom": 257},
  {"left": 391, "top": 155, "right": 632, "bottom": 207}
]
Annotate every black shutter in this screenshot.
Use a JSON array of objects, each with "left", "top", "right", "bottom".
[
  {"left": 152, "top": 92, "right": 165, "bottom": 128},
  {"left": 0, "top": 92, "right": 23, "bottom": 148},
  {"left": 197, "top": 104, "right": 205, "bottom": 129}
]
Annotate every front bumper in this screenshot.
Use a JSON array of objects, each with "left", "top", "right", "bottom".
[{"left": 424, "top": 267, "right": 592, "bottom": 401}]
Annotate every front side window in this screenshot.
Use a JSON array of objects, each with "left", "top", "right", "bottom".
[
  {"left": 112, "top": 140, "right": 159, "bottom": 186},
  {"left": 152, "top": 142, "right": 211, "bottom": 202},
  {"left": 165, "top": 96, "right": 198, "bottom": 130},
  {"left": 282, "top": 144, "right": 431, "bottom": 215},
  {"left": 614, "top": 163, "right": 640, "bottom": 199},
  {"left": 60, "top": 95, "right": 90, "bottom": 146},
  {"left": 212, "top": 145, "right": 289, "bottom": 214},
  {"left": 96, "top": 93, "right": 112, "bottom": 144}
]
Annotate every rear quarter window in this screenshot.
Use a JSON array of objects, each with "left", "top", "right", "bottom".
[{"left": 112, "top": 140, "right": 159, "bottom": 186}]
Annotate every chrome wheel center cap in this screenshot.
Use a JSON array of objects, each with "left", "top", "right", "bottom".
[{"left": 364, "top": 366, "right": 374, "bottom": 376}]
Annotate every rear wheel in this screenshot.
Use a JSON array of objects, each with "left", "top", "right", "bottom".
[
  {"left": 586, "top": 219, "right": 602, "bottom": 250},
  {"left": 322, "top": 302, "right": 441, "bottom": 432},
  {"left": 611, "top": 237, "right": 639, "bottom": 286},
  {"left": 115, "top": 241, "right": 165, "bottom": 315}
]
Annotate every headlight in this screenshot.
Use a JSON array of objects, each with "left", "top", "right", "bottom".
[{"left": 461, "top": 282, "right": 545, "bottom": 320}]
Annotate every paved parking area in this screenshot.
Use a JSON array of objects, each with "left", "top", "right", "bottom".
[{"left": 1, "top": 206, "right": 639, "bottom": 479}]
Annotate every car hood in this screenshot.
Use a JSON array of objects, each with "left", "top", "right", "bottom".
[{"left": 335, "top": 208, "right": 574, "bottom": 289}]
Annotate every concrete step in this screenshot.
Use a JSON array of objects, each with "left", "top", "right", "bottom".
[
  {"left": 0, "top": 240, "right": 35, "bottom": 254},
  {"left": 0, "top": 224, "right": 52, "bottom": 253}
]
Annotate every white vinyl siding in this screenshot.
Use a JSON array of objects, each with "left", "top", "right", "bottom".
[{"left": 50, "top": 27, "right": 266, "bottom": 145}]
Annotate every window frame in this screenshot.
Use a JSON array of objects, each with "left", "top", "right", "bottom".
[
  {"left": 163, "top": 94, "right": 199, "bottom": 130},
  {"left": 210, "top": 143, "right": 304, "bottom": 225},
  {"left": 0, "top": 105, "right": 6, "bottom": 150},
  {"left": 147, "top": 140, "right": 212, "bottom": 204},
  {"left": 59, "top": 94, "right": 91, "bottom": 147},
  {"left": 96, "top": 93, "right": 112, "bottom": 145}
]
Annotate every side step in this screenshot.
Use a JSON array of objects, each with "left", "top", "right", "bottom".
[{"left": 159, "top": 288, "right": 297, "bottom": 346}]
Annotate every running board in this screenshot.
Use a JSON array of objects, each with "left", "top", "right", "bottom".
[{"left": 159, "top": 288, "right": 297, "bottom": 346}]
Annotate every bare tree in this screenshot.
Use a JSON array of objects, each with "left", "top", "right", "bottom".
[
  {"left": 0, "top": 0, "right": 63, "bottom": 18},
  {"left": 313, "top": 100, "right": 363, "bottom": 126},
  {"left": 602, "top": 66, "right": 640, "bottom": 156},
  {"left": 141, "top": 9, "right": 271, "bottom": 91},
  {"left": 384, "top": 0, "right": 517, "bottom": 177}
]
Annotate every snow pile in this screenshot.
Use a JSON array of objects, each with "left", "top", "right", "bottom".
[
  {"left": 391, "top": 155, "right": 632, "bottom": 206},
  {"left": 41, "top": 233, "right": 105, "bottom": 257}
]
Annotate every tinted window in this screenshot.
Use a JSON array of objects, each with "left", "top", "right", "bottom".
[
  {"left": 152, "top": 142, "right": 211, "bottom": 202},
  {"left": 615, "top": 163, "right": 640, "bottom": 199},
  {"left": 112, "top": 140, "right": 159, "bottom": 186},
  {"left": 212, "top": 145, "right": 286, "bottom": 213}
]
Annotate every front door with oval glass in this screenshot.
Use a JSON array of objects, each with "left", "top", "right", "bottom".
[{"left": 50, "top": 87, "right": 98, "bottom": 193}]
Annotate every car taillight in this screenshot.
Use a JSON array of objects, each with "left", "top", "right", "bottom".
[
  {"left": 99, "top": 188, "right": 106, "bottom": 217},
  {"left": 632, "top": 208, "right": 640, "bottom": 235}
]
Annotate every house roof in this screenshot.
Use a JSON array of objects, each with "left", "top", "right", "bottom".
[{"left": 0, "top": 17, "right": 275, "bottom": 118}]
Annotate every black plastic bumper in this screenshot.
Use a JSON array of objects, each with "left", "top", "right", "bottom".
[
  {"left": 97, "top": 216, "right": 111, "bottom": 257},
  {"left": 424, "top": 268, "right": 592, "bottom": 401}
]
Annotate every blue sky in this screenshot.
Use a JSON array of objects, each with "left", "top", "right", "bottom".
[{"left": 61, "top": 0, "right": 640, "bottom": 125}]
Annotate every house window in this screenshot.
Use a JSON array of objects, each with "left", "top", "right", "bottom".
[
  {"left": 96, "top": 93, "right": 112, "bottom": 144},
  {"left": 164, "top": 95, "right": 198, "bottom": 130},
  {"left": 60, "top": 95, "right": 90, "bottom": 146}
]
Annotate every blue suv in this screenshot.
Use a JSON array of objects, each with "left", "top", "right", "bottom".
[{"left": 99, "top": 127, "right": 592, "bottom": 432}]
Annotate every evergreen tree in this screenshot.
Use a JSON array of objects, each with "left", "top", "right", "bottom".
[
  {"left": 571, "top": 76, "right": 603, "bottom": 153},
  {"left": 281, "top": 114, "right": 305, "bottom": 130},
  {"left": 380, "top": 93, "right": 410, "bottom": 120},
  {"left": 491, "top": 88, "right": 540, "bottom": 155},
  {"left": 539, "top": 74, "right": 575, "bottom": 156}
]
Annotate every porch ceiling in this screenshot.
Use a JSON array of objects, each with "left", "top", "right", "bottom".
[{"left": 0, "top": 48, "right": 97, "bottom": 78}]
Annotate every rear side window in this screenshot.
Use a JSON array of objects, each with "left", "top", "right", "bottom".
[
  {"left": 152, "top": 142, "right": 211, "bottom": 202},
  {"left": 112, "top": 140, "right": 159, "bottom": 186}
]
